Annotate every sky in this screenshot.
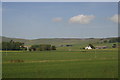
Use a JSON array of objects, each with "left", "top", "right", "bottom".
[
  {"left": 2, "top": 2, "right": 118, "bottom": 39},
  {"left": 0, "top": 3, "right": 1, "bottom": 35},
  {"left": 1, "top": 0, "right": 119, "bottom": 2}
]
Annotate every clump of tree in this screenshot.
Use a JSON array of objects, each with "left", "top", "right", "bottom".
[
  {"left": 30, "top": 44, "right": 56, "bottom": 51},
  {"left": 2, "top": 40, "right": 25, "bottom": 50},
  {"left": 112, "top": 44, "right": 117, "bottom": 48},
  {"left": 109, "top": 37, "right": 120, "bottom": 43},
  {"left": 103, "top": 40, "right": 108, "bottom": 43},
  {"left": 89, "top": 44, "right": 95, "bottom": 49},
  {"left": 51, "top": 46, "right": 56, "bottom": 50}
]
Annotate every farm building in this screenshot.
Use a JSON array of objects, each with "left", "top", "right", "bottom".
[
  {"left": 95, "top": 46, "right": 108, "bottom": 49},
  {"left": 85, "top": 46, "right": 92, "bottom": 49},
  {"left": 22, "top": 46, "right": 31, "bottom": 51},
  {"left": 66, "top": 45, "right": 72, "bottom": 47},
  {"left": 60, "top": 45, "right": 72, "bottom": 47}
]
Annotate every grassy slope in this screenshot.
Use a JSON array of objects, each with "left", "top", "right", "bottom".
[
  {"left": 2, "top": 48, "right": 118, "bottom": 78},
  {"left": 0, "top": 36, "right": 28, "bottom": 43},
  {"left": 1, "top": 36, "right": 116, "bottom": 46}
]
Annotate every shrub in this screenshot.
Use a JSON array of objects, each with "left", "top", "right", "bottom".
[{"left": 30, "top": 44, "right": 56, "bottom": 51}]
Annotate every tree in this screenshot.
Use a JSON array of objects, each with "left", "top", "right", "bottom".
[
  {"left": 103, "top": 40, "right": 108, "bottom": 43},
  {"left": 112, "top": 44, "right": 117, "bottom": 48},
  {"left": 51, "top": 46, "right": 56, "bottom": 50},
  {"left": 89, "top": 44, "right": 95, "bottom": 49}
]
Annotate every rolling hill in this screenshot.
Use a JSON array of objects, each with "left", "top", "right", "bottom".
[{"left": 0, "top": 36, "right": 118, "bottom": 47}]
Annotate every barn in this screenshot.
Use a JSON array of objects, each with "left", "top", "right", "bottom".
[{"left": 85, "top": 46, "right": 92, "bottom": 49}]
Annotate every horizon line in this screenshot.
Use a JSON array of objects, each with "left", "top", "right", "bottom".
[{"left": 1, "top": 36, "right": 119, "bottom": 40}]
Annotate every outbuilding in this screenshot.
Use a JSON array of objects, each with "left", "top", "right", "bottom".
[
  {"left": 95, "top": 46, "right": 108, "bottom": 49},
  {"left": 85, "top": 46, "right": 92, "bottom": 49}
]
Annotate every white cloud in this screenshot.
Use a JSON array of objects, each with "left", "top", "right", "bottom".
[
  {"left": 69, "top": 14, "right": 95, "bottom": 24},
  {"left": 109, "top": 14, "right": 119, "bottom": 23},
  {"left": 52, "top": 17, "right": 62, "bottom": 22}
]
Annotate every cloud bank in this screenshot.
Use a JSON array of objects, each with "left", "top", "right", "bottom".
[{"left": 69, "top": 14, "right": 95, "bottom": 24}]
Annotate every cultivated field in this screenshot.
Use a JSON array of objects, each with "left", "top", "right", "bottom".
[{"left": 2, "top": 48, "right": 118, "bottom": 78}]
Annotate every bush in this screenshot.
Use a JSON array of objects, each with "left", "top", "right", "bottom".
[
  {"left": 51, "top": 46, "right": 56, "bottom": 50},
  {"left": 30, "top": 44, "right": 56, "bottom": 51}
]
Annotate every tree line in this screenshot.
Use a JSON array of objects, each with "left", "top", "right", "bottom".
[
  {"left": 108, "top": 37, "right": 120, "bottom": 43},
  {"left": 99, "top": 37, "right": 120, "bottom": 43},
  {"left": 2, "top": 40, "right": 56, "bottom": 51},
  {"left": 29, "top": 44, "right": 56, "bottom": 51},
  {"left": 2, "top": 40, "right": 25, "bottom": 50}
]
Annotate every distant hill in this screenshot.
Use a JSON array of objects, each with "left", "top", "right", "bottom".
[
  {"left": 0, "top": 36, "right": 28, "bottom": 43},
  {"left": 0, "top": 36, "right": 118, "bottom": 46}
]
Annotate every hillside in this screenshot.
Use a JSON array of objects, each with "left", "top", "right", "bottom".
[
  {"left": 0, "top": 36, "right": 118, "bottom": 47},
  {"left": 0, "top": 36, "right": 28, "bottom": 43}
]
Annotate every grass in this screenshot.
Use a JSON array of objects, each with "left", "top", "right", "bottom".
[{"left": 2, "top": 48, "right": 118, "bottom": 78}]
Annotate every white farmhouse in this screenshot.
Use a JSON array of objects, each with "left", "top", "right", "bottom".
[
  {"left": 23, "top": 46, "right": 31, "bottom": 51},
  {"left": 85, "top": 46, "right": 92, "bottom": 50}
]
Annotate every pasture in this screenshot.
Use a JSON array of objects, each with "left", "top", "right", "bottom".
[{"left": 2, "top": 48, "right": 118, "bottom": 78}]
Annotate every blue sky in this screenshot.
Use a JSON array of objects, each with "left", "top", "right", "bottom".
[
  {"left": 1, "top": 0, "right": 119, "bottom": 2},
  {"left": 2, "top": 2, "right": 118, "bottom": 39},
  {"left": 0, "top": 2, "right": 2, "bottom": 37}
]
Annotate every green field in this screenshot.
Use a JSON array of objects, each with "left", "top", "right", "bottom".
[{"left": 2, "top": 48, "right": 118, "bottom": 78}]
